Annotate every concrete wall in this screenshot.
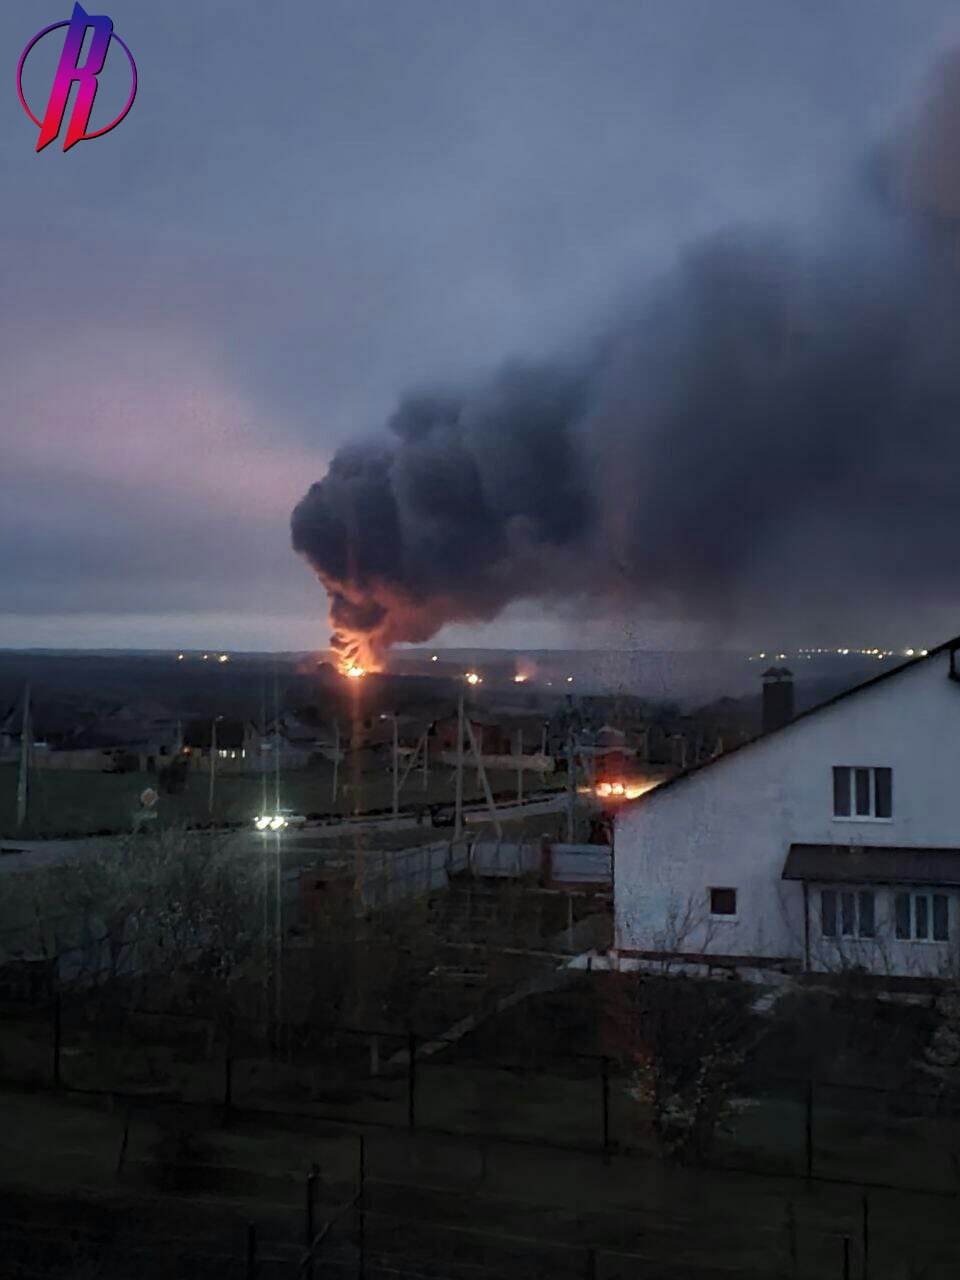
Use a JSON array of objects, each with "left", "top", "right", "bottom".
[{"left": 614, "top": 650, "right": 960, "bottom": 977}]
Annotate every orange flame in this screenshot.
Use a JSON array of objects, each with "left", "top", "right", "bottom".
[{"left": 332, "top": 628, "right": 384, "bottom": 678}]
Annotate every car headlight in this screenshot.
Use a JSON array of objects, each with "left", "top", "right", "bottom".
[
  {"left": 270, "top": 816, "right": 286, "bottom": 830},
  {"left": 255, "top": 817, "right": 269, "bottom": 830}
]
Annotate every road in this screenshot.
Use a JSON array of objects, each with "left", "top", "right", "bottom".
[{"left": 0, "top": 792, "right": 570, "bottom": 875}]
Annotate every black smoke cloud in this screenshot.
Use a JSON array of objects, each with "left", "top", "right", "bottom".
[{"left": 292, "top": 56, "right": 960, "bottom": 661}]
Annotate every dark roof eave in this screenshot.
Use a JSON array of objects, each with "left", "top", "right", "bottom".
[{"left": 783, "top": 843, "right": 960, "bottom": 888}]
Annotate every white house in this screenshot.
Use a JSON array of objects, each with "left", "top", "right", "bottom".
[{"left": 613, "top": 637, "right": 960, "bottom": 979}]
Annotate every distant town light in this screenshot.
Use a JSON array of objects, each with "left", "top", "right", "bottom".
[
  {"left": 218, "top": 654, "right": 229, "bottom": 664},
  {"left": 202, "top": 653, "right": 209, "bottom": 660},
  {"left": 431, "top": 654, "right": 439, "bottom": 662},
  {"left": 465, "top": 672, "right": 482, "bottom": 686},
  {"left": 566, "top": 676, "right": 574, "bottom": 683},
  {"left": 513, "top": 673, "right": 528, "bottom": 684},
  {"left": 177, "top": 653, "right": 184, "bottom": 661}
]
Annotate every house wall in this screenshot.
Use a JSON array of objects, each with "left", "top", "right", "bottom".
[
  {"left": 805, "top": 881, "right": 960, "bottom": 978},
  {"left": 614, "top": 651, "right": 960, "bottom": 977},
  {"left": 31, "top": 748, "right": 162, "bottom": 772}
]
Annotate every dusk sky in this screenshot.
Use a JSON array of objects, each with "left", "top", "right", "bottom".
[{"left": 3, "top": 1, "right": 959, "bottom": 653}]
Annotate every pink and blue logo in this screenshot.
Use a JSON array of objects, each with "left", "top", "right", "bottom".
[{"left": 17, "top": 4, "right": 137, "bottom": 152}]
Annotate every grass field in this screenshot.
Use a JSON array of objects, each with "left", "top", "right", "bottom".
[
  {"left": 0, "top": 760, "right": 565, "bottom": 839},
  {"left": 2, "top": 1017, "right": 958, "bottom": 1278}
]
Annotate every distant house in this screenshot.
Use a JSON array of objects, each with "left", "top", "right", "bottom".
[
  {"left": 0, "top": 704, "right": 19, "bottom": 761},
  {"left": 613, "top": 638, "right": 960, "bottom": 980},
  {"left": 183, "top": 719, "right": 262, "bottom": 771},
  {"left": 579, "top": 725, "right": 635, "bottom": 779},
  {"left": 434, "top": 709, "right": 511, "bottom": 757},
  {"left": 9, "top": 699, "right": 183, "bottom": 773}
]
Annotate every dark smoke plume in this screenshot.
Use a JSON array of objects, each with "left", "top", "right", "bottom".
[{"left": 292, "top": 54, "right": 960, "bottom": 666}]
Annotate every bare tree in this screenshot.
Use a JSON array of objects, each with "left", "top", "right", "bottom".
[
  {"left": 14, "top": 827, "right": 268, "bottom": 1020},
  {"left": 602, "top": 964, "right": 755, "bottom": 1164}
]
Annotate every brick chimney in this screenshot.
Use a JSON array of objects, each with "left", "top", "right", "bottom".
[{"left": 762, "top": 666, "right": 794, "bottom": 733}]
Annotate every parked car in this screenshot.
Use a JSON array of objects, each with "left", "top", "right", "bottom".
[{"left": 254, "top": 806, "right": 307, "bottom": 832}]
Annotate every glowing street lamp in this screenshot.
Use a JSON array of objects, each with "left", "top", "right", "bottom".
[{"left": 465, "top": 672, "right": 482, "bottom": 686}]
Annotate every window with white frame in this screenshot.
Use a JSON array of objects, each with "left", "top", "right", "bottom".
[
  {"left": 820, "top": 888, "right": 876, "bottom": 939},
  {"left": 894, "top": 891, "right": 949, "bottom": 942},
  {"left": 832, "top": 766, "right": 892, "bottom": 819}
]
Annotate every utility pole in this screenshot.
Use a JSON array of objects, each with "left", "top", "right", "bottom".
[
  {"left": 331, "top": 720, "right": 340, "bottom": 806},
  {"left": 566, "top": 728, "right": 576, "bottom": 843},
  {"left": 422, "top": 731, "right": 429, "bottom": 792},
  {"left": 392, "top": 714, "right": 399, "bottom": 819},
  {"left": 516, "top": 727, "right": 523, "bottom": 806},
  {"left": 454, "top": 694, "right": 465, "bottom": 839},
  {"left": 208, "top": 716, "right": 218, "bottom": 815},
  {"left": 16, "top": 685, "right": 30, "bottom": 831},
  {"left": 465, "top": 717, "right": 501, "bottom": 838}
]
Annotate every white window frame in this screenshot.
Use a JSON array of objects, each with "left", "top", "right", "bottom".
[
  {"left": 820, "top": 887, "right": 876, "bottom": 941},
  {"left": 894, "top": 890, "right": 950, "bottom": 944},
  {"left": 832, "top": 766, "right": 892, "bottom": 822},
  {"left": 708, "top": 886, "right": 738, "bottom": 919}
]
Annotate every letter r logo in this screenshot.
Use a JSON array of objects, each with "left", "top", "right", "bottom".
[{"left": 37, "top": 4, "right": 114, "bottom": 152}]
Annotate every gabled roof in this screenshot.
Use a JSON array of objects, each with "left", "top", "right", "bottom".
[
  {"left": 184, "top": 719, "right": 251, "bottom": 750},
  {"left": 618, "top": 634, "right": 960, "bottom": 813}
]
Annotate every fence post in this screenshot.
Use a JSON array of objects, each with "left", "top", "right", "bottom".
[
  {"left": 114, "top": 1109, "right": 131, "bottom": 1182},
  {"left": 805, "top": 1079, "right": 814, "bottom": 1180},
  {"left": 600, "top": 1056, "right": 611, "bottom": 1161},
  {"left": 785, "top": 1200, "right": 797, "bottom": 1277},
  {"left": 358, "top": 1134, "right": 367, "bottom": 1280},
  {"left": 306, "top": 1163, "right": 319, "bottom": 1248},
  {"left": 861, "top": 1192, "right": 869, "bottom": 1280},
  {"left": 407, "top": 1032, "right": 417, "bottom": 1130},
  {"left": 52, "top": 990, "right": 62, "bottom": 1088},
  {"left": 223, "top": 1015, "right": 233, "bottom": 1121},
  {"left": 245, "top": 1223, "right": 257, "bottom": 1280}
]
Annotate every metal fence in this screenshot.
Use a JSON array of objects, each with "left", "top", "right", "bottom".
[{"left": 3, "top": 991, "right": 960, "bottom": 1199}]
